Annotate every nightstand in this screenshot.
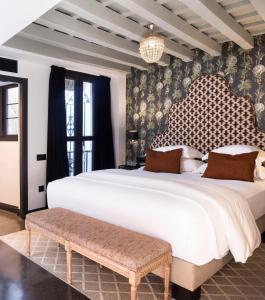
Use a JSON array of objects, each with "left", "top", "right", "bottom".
[{"left": 118, "top": 164, "right": 141, "bottom": 170}]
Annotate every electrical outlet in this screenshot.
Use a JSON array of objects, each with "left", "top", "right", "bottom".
[
  {"left": 37, "top": 154, "right": 46, "bottom": 161},
  {"left": 38, "top": 185, "right": 45, "bottom": 192}
]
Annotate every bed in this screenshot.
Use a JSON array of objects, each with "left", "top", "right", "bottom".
[{"left": 47, "top": 74, "right": 265, "bottom": 298}]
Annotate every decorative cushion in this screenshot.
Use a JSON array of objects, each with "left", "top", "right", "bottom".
[
  {"left": 202, "top": 145, "right": 265, "bottom": 180},
  {"left": 144, "top": 148, "right": 182, "bottom": 173},
  {"left": 203, "top": 151, "right": 259, "bottom": 182},
  {"left": 26, "top": 208, "right": 171, "bottom": 272}
]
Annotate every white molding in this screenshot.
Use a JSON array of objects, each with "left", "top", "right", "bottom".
[
  {"left": 60, "top": 0, "right": 193, "bottom": 61},
  {"left": 38, "top": 10, "right": 170, "bottom": 66},
  {"left": 20, "top": 24, "right": 148, "bottom": 70},
  {"left": 113, "top": 0, "right": 221, "bottom": 56},
  {"left": 180, "top": 0, "right": 253, "bottom": 49},
  {"left": 4, "top": 36, "right": 131, "bottom": 73},
  {"left": 250, "top": 0, "right": 265, "bottom": 22}
]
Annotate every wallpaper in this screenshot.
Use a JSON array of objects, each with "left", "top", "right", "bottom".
[{"left": 126, "top": 35, "right": 265, "bottom": 160}]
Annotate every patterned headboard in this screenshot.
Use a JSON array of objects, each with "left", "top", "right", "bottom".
[{"left": 151, "top": 74, "right": 265, "bottom": 153}]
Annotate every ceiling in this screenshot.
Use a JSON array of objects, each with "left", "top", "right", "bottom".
[{"left": 4, "top": 0, "right": 265, "bottom": 73}]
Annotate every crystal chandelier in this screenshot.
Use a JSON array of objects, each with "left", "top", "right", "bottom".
[{"left": 139, "top": 24, "right": 165, "bottom": 64}]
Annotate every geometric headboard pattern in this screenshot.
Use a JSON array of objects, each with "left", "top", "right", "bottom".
[{"left": 151, "top": 74, "right": 265, "bottom": 153}]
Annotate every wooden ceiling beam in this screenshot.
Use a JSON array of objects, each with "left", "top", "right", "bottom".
[
  {"left": 38, "top": 10, "right": 170, "bottom": 66},
  {"left": 60, "top": 0, "right": 193, "bottom": 61},
  {"left": 4, "top": 36, "right": 131, "bottom": 73},
  {"left": 114, "top": 0, "right": 221, "bottom": 56},
  {"left": 180, "top": 0, "right": 253, "bottom": 49},
  {"left": 20, "top": 24, "right": 148, "bottom": 70}
]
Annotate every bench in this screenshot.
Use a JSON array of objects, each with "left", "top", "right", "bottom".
[{"left": 26, "top": 208, "right": 172, "bottom": 300}]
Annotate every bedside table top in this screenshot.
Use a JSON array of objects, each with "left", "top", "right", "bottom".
[{"left": 118, "top": 164, "right": 141, "bottom": 170}]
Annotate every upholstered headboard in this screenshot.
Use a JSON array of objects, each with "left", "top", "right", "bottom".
[{"left": 151, "top": 74, "right": 265, "bottom": 153}]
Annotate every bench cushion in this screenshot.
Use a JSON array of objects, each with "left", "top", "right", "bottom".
[{"left": 26, "top": 208, "right": 171, "bottom": 272}]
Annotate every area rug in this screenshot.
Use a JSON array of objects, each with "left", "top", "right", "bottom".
[{"left": 1, "top": 230, "right": 265, "bottom": 300}]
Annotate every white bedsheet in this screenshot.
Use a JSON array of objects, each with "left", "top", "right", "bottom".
[{"left": 47, "top": 169, "right": 264, "bottom": 266}]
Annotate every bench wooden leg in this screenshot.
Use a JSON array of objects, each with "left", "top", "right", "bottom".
[
  {"left": 131, "top": 283, "right": 138, "bottom": 300},
  {"left": 129, "top": 274, "right": 139, "bottom": 300},
  {"left": 65, "top": 241, "right": 72, "bottom": 285},
  {"left": 26, "top": 228, "right": 31, "bottom": 257},
  {"left": 164, "top": 261, "right": 171, "bottom": 300}
]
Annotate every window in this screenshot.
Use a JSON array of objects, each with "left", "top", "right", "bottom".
[
  {"left": 0, "top": 84, "right": 19, "bottom": 141},
  {"left": 65, "top": 72, "right": 93, "bottom": 176}
]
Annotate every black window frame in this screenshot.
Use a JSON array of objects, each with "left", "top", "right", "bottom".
[
  {"left": 0, "top": 83, "right": 19, "bottom": 141},
  {"left": 65, "top": 70, "right": 95, "bottom": 175}
]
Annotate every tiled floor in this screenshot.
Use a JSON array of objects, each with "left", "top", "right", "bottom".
[
  {"left": 2, "top": 229, "right": 265, "bottom": 300},
  {"left": 0, "top": 210, "right": 89, "bottom": 300},
  {"left": 1, "top": 210, "right": 265, "bottom": 299}
]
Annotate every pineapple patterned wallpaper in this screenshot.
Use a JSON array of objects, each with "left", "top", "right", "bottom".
[{"left": 126, "top": 35, "right": 265, "bottom": 160}]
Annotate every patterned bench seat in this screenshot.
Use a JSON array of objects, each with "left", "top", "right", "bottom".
[{"left": 26, "top": 208, "right": 172, "bottom": 300}]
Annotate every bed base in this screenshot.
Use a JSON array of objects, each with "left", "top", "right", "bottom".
[
  {"left": 171, "top": 283, "right": 201, "bottom": 300},
  {"left": 155, "top": 214, "right": 265, "bottom": 300}
]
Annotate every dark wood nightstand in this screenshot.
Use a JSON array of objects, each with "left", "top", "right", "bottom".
[{"left": 118, "top": 164, "right": 141, "bottom": 170}]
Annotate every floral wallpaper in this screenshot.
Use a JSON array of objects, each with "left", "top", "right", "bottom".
[{"left": 126, "top": 35, "right": 265, "bottom": 160}]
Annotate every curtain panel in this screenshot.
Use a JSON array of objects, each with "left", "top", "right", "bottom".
[
  {"left": 93, "top": 76, "right": 115, "bottom": 170},
  {"left": 46, "top": 66, "right": 69, "bottom": 184}
]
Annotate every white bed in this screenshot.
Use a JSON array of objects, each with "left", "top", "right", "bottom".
[{"left": 47, "top": 168, "right": 265, "bottom": 266}]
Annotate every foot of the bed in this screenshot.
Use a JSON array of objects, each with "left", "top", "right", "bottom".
[{"left": 171, "top": 283, "right": 201, "bottom": 300}]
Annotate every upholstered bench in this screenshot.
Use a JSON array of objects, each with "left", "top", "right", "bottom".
[{"left": 26, "top": 208, "right": 172, "bottom": 300}]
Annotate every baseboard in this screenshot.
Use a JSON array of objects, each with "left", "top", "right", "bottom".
[
  {"left": 262, "top": 231, "right": 265, "bottom": 243},
  {"left": 0, "top": 202, "right": 19, "bottom": 214},
  {"left": 27, "top": 206, "right": 47, "bottom": 215}
]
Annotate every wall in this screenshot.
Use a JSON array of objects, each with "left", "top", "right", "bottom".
[
  {"left": 0, "top": 142, "right": 20, "bottom": 207},
  {"left": 0, "top": 51, "right": 126, "bottom": 211},
  {"left": 126, "top": 35, "right": 265, "bottom": 159},
  {"left": 0, "top": 61, "right": 50, "bottom": 211}
]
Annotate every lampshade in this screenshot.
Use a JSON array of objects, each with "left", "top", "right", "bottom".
[
  {"left": 139, "top": 34, "right": 165, "bottom": 63},
  {"left": 127, "top": 130, "right": 138, "bottom": 140}
]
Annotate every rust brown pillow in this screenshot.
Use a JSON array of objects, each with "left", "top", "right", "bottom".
[
  {"left": 203, "top": 151, "right": 259, "bottom": 182},
  {"left": 144, "top": 148, "right": 183, "bottom": 173}
]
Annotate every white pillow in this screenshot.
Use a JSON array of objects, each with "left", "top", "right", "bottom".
[
  {"left": 154, "top": 145, "right": 203, "bottom": 159},
  {"left": 181, "top": 159, "right": 204, "bottom": 173},
  {"left": 202, "top": 145, "right": 261, "bottom": 161},
  {"left": 255, "top": 166, "right": 265, "bottom": 180},
  {"left": 193, "top": 163, "right": 207, "bottom": 174}
]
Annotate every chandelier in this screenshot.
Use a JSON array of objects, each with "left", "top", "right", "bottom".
[{"left": 139, "top": 24, "right": 165, "bottom": 64}]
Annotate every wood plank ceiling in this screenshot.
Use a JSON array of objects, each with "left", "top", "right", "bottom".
[{"left": 5, "top": 0, "right": 265, "bottom": 73}]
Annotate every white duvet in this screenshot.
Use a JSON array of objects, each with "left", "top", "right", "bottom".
[{"left": 47, "top": 169, "right": 262, "bottom": 266}]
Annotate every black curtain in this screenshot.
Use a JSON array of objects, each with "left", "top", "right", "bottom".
[
  {"left": 93, "top": 76, "right": 115, "bottom": 170},
  {"left": 46, "top": 66, "right": 69, "bottom": 183}
]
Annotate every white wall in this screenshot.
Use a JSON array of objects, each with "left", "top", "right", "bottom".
[
  {"left": 0, "top": 0, "right": 61, "bottom": 45},
  {"left": 0, "top": 50, "right": 127, "bottom": 211},
  {"left": 0, "top": 142, "right": 20, "bottom": 207}
]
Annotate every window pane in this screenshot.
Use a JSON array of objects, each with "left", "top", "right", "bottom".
[
  {"left": 6, "top": 118, "right": 18, "bottom": 135},
  {"left": 65, "top": 79, "right": 75, "bottom": 137},
  {"left": 6, "top": 104, "right": 18, "bottom": 118},
  {"left": 83, "top": 141, "right": 92, "bottom": 172},
  {"left": 7, "top": 86, "right": 19, "bottom": 104},
  {"left": 67, "top": 141, "right": 75, "bottom": 176},
  {"left": 83, "top": 82, "right": 93, "bottom": 136}
]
